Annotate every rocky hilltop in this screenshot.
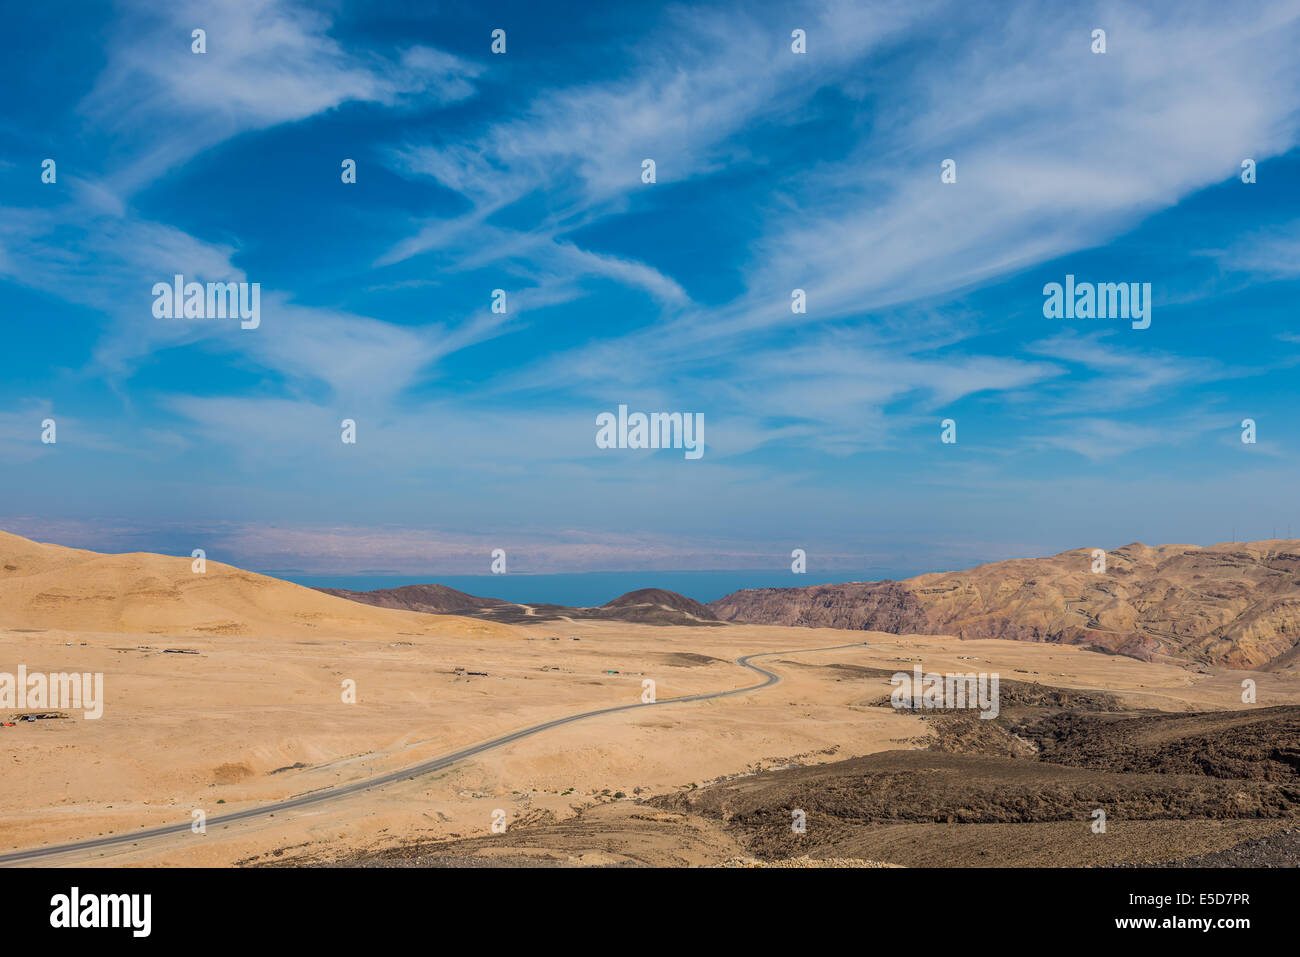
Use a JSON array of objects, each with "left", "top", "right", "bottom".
[
  {"left": 709, "top": 540, "right": 1300, "bottom": 671},
  {"left": 316, "top": 583, "right": 507, "bottom": 616},
  {"left": 603, "top": 588, "right": 716, "bottom": 620},
  {"left": 319, "top": 583, "right": 720, "bottom": 627}
]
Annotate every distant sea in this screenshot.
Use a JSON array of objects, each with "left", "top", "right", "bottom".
[{"left": 274, "top": 568, "right": 921, "bottom": 608}]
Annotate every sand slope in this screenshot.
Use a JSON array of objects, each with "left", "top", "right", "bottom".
[{"left": 0, "top": 530, "right": 511, "bottom": 641}]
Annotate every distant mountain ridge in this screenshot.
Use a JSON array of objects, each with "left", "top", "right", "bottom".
[
  {"left": 10, "top": 523, "right": 1292, "bottom": 669},
  {"left": 317, "top": 583, "right": 721, "bottom": 627},
  {"left": 316, "top": 583, "right": 506, "bottom": 616},
  {"left": 708, "top": 540, "right": 1300, "bottom": 671}
]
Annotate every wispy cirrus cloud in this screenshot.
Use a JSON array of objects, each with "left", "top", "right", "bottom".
[
  {"left": 84, "top": 0, "right": 480, "bottom": 197},
  {"left": 1215, "top": 220, "right": 1300, "bottom": 279},
  {"left": 5, "top": 0, "right": 1300, "bottom": 572},
  {"left": 399, "top": 0, "right": 1300, "bottom": 478},
  {"left": 1, "top": 0, "right": 491, "bottom": 405}
]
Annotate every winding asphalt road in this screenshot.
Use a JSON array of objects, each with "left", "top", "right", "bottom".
[{"left": 0, "top": 639, "right": 869, "bottom": 866}]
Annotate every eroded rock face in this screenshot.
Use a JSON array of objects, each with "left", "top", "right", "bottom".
[
  {"left": 708, "top": 581, "right": 932, "bottom": 633},
  {"left": 709, "top": 541, "right": 1300, "bottom": 670}
]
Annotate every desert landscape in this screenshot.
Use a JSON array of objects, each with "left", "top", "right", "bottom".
[
  {"left": 3, "top": 529, "right": 1300, "bottom": 868},
  {"left": 5, "top": 5, "right": 1297, "bottom": 944}
]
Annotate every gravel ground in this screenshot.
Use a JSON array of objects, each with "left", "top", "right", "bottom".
[
  {"left": 1115, "top": 828, "right": 1300, "bottom": 867},
  {"left": 719, "top": 856, "right": 899, "bottom": 868}
]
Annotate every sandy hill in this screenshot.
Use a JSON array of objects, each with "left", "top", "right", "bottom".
[
  {"left": 0, "top": 530, "right": 513, "bottom": 641},
  {"left": 709, "top": 540, "right": 1300, "bottom": 670}
]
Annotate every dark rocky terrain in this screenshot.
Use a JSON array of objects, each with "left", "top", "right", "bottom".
[
  {"left": 274, "top": 673, "right": 1300, "bottom": 869},
  {"left": 319, "top": 584, "right": 721, "bottom": 627},
  {"left": 317, "top": 583, "right": 507, "bottom": 615}
]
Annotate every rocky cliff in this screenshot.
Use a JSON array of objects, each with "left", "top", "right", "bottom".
[{"left": 709, "top": 541, "right": 1300, "bottom": 671}]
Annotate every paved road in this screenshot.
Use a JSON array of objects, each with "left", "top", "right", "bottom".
[{"left": 0, "top": 639, "right": 868, "bottom": 865}]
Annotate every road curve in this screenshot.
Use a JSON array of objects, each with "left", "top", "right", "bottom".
[{"left": 1, "top": 640, "right": 869, "bottom": 865}]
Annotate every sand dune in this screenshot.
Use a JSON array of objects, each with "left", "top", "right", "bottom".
[{"left": 0, "top": 530, "right": 512, "bottom": 641}]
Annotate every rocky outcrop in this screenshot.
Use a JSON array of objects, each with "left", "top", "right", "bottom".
[
  {"left": 709, "top": 540, "right": 1300, "bottom": 671},
  {"left": 708, "top": 580, "right": 931, "bottom": 633},
  {"left": 316, "top": 583, "right": 506, "bottom": 615},
  {"left": 603, "top": 588, "right": 716, "bottom": 620}
]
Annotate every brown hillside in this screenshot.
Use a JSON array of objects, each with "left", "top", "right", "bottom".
[{"left": 709, "top": 540, "right": 1300, "bottom": 670}]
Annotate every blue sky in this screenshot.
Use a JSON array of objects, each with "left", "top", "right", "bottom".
[{"left": 3, "top": 0, "right": 1300, "bottom": 577}]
